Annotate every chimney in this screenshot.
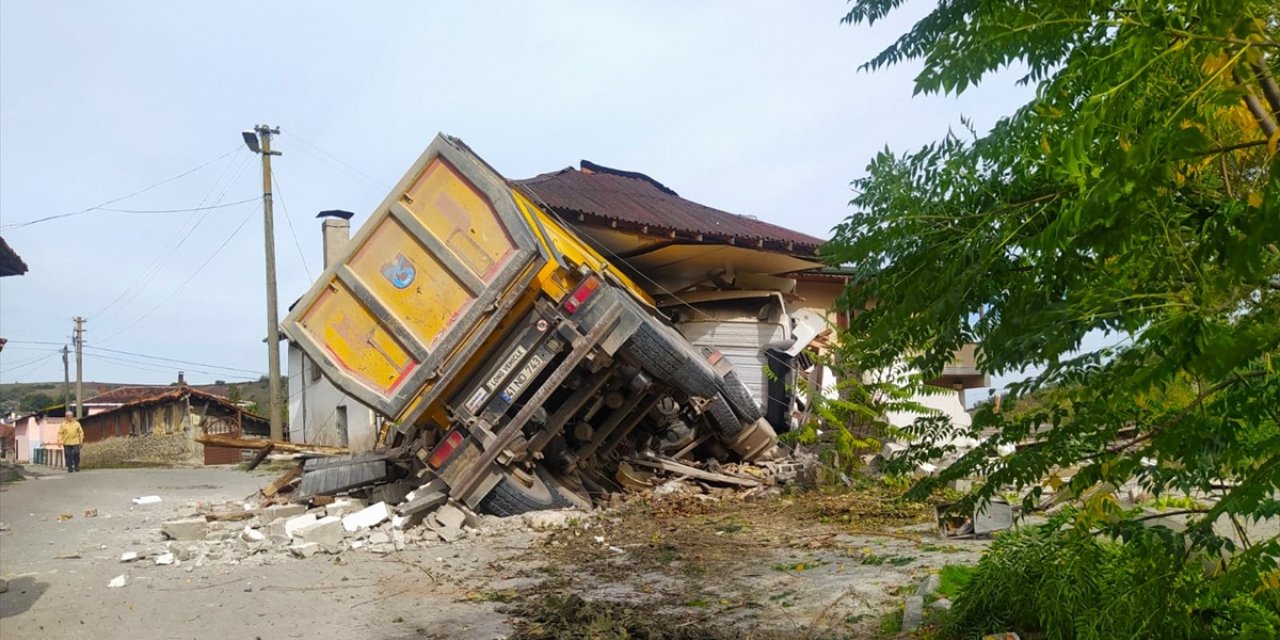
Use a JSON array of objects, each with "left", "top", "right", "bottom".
[
  {"left": 318, "top": 210, "right": 355, "bottom": 269},
  {"left": 177, "top": 371, "right": 185, "bottom": 385}
]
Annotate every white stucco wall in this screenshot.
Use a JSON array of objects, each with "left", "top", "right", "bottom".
[{"left": 287, "top": 343, "right": 379, "bottom": 453}]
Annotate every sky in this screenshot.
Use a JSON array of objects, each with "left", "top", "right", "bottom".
[{"left": 0, "top": 1, "right": 1037, "bottom": 393}]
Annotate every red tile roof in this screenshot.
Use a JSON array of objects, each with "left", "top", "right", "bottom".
[
  {"left": 0, "top": 236, "right": 29, "bottom": 277},
  {"left": 84, "top": 386, "right": 179, "bottom": 405},
  {"left": 515, "top": 162, "right": 824, "bottom": 256}
]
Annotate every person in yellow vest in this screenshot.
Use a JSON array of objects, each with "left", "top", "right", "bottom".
[{"left": 58, "top": 411, "right": 84, "bottom": 473}]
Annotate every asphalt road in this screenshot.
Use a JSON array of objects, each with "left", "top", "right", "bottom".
[{"left": 0, "top": 466, "right": 524, "bottom": 640}]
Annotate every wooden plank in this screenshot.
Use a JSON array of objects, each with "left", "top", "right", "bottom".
[
  {"left": 246, "top": 443, "right": 275, "bottom": 471},
  {"left": 262, "top": 464, "right": 302, "bottom": 499},
  {"left": 623, "top": 457, "right": 760, "bottom": 488},
  {"left": 196, "top": 433, "right": 348, "bottom": 455},
  {"left": 204, "top": 510, "right": 257, "bottom": 522}
]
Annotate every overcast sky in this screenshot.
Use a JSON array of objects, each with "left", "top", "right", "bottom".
[{"left": 0, "top": 1, "right": 1034, "bottom": 394}]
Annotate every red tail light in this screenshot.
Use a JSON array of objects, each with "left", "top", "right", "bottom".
[
  {"left": 563, "top": 275, "right": 601, "bottom": 314},
  {"left": 428, "top": 431, "right": 465, "bottom": 469}
]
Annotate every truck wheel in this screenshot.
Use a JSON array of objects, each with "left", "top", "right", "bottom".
[
  {"left": 623, "top": 320, "right": 719, "bottom": 398},
  {"left": 719, "top": 371, "right": 764, "bottom": 423},
  {"left": 477, "top": 465, "right": 561, "bottom": 517},
  {"left": 705, "top": 394, "right": 746, "bottom": 439},
  {"left": 544, "top": 471, "right": 593, "bottom": 511}
]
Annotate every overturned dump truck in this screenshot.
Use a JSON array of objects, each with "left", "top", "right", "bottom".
[{"left": 281, "top": 135, "right": 781, "bottom": 516}]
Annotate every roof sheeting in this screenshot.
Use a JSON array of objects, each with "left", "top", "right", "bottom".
[
  {"left": 515, "top": 164, "right": 824, "bottom": 256},
  {"left": 0, "top": 236, "right": 29, "bottom": 277}
]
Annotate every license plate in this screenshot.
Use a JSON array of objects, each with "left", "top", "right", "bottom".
[{"left": 501, "top": 354, "right": 544, "bottom": 402}]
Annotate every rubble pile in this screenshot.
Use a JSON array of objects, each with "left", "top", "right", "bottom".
[{"left": 126, "top": 452, "right": 811, "bottom": 570}]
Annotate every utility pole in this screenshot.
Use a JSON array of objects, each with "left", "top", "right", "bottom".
[
  {"left": 61, "top": 344, "right": 71, "bottom": 411},
  {"left": 73, "top": 317, "right": 85, "bottom": 418},
  {"left": 243, "top": 125, "right": 284, "bottom": 441}
]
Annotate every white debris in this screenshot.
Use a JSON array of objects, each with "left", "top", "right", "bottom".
[
  {"left": 241, "top": 526, "right": 266, "bottom": 542},
  {"left": 108, "top": 575, "right": 128, "bottom": 588},
  {"left": 608, "top": 546, "right": 624, "bottom": 554},
  {"left": 593, "top": 536, "right": 605, "bottom": 544},
  {"left": 390, "top": 515, "right": 409, "bottom": 530},
  {"left": 341, "top": 502, "right": 391, "bottom": 532},
  {"left": 131, "top": 496, "right": 162, "bottom": 505},
  {"left": 119, "top": 551, "right": 139, "bottom": 562},
  {"left": 154, "top": 553, "right": 175, "bottom": 566},
  {"left": 283, "top": 513, "right": 318, "bottom": 539}
]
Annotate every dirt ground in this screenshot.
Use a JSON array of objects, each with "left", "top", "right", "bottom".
[{"left": 0, "top": 467, "right": 988, "bottom": 639}]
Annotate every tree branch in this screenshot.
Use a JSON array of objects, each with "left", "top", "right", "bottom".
[
  {"left": 1250, "top": 59, "right": 1280, "bottom": 116},
  {"left": 1235, "top": 68, "right": 1280, "bottom": 137}
]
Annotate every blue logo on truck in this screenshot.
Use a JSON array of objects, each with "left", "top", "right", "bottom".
[{"left": 381, "top": 254, "right": 416, "bottom": 289}]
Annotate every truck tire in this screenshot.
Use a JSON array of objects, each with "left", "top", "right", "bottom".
[
  {"left": 623, "top": 319, "right": 719, "bottom": 398},
  {"left": 477, "top": 465, "right": 573, "bottom": 517},
  {"left": 705, "top": 393, "right": 746, "bottom": 439},
  {"left": 545, "top": 471, "right": 593, "bottom": 511},
  {"left": 718, "top": 371, "right": 764, "bottom": 423}
]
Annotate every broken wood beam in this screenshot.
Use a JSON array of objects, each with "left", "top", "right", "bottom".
[
  {"left": 196, "top": 433, "right": 348, "bottom": 456},
  {"left": 262, "top": 464, "right": 302, "bottom": 499},
  {"left": 204, "top": 510, "right": 257, "bottom": 522},
  {"left": 246, "top": 442, "right": 275, "bottom": 471},
  {"left": 623, "top": 457, "right": 761, "bottom": 488}
]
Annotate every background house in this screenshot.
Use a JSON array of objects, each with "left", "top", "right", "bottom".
[{"left": 77, "top": 384, "right": 268, "bottom": 465}]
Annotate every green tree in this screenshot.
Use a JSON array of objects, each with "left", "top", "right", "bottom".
[
  {"left": 830, "top": 0, "right": 1279, "bottom": 614},
  {"left": 19, "top": 392, "right": 55, "bottom": 412}
]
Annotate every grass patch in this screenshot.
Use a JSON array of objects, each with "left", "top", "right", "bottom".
[{"left": 936, "top": 564, "right": 975, "bottom": 601}]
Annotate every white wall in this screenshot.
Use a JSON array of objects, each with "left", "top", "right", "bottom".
[{"left": 287, "top": 343, "right": 379, "bottom": 452}]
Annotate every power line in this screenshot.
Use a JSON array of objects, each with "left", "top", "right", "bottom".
[
  {"left": 93, "top": 197, "right": 257, "bottom": 214},
  {"left": 1, "top": 351, "right": 62, "bottom": 380},
  {"left": 272, "top": 171, "right": 313, "bottom": 282},
  {"left": 97, "top": 206, "right": 259, "bottom": 345},
  {"left": 0, "top": 145, "right": 243, "bottom": 230},
  {"left": 93, "top": 153, "right": 255, "bottom": 327},
  {"left": 84, "top": 345, "right": 264, "bottom": 375},
  {"left": 286, "top": 130, "right": 390, "bottom": 192},
  {"left": 2, "top": 340, "right": 66, "bottom": 346},
  {"left": 88, "top": 352, "right": 261, "bottom": 380}
]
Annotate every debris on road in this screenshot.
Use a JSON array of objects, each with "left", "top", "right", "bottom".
[
  {"left": 107, "top": 575, "right": 127, "bottom": 588},
  {"left": 84, "top": 508, "right": 97, "bottom": 518},
  {"left": 131, "top": 495, "right": 162, "bottom": 505}
]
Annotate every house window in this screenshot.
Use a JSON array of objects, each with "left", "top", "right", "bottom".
[{"left": 336, "top": 406, "right": 348, "bottom": 435}]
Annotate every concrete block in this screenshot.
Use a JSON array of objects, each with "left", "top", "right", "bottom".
[
  {"left": 919, "top": 573, "right": 941, "bottom": 598},
  {"left": 902, "top": 595, "right": 924, "bottom": 631},
  {"left": 262, "top": 504, "right": 306, "bottom": 522},
  {"left": 154, "top": 553, "right": 175, "bottom": 566},
  {"left": 325, "top": 497, "right": 367, "bottom": 519},
  {"left": 368, "top": 532, "right": 391, "bottom": 545},
  {"left": 161, "top": 518, "right": 208, "bottom": 541},
  {"left": 120, "top": 551, "right": 139, "bottom": 562},
  {"left": 241, "top": 526, "right": 266, "bottom": 542},
  {"left": 294, "top": 516, "right": 343, "bottom": 547},
  {"left": 929, "top": 598, "right": 952, "bottom": 611},
  {"left": 342, "top": 502, "right": 391, "bottom": 532},
  {"left": 392, "top": 529, "right": 406, "bottom": 551},
  {"left": 283, "top": 514, "right": 318, "bottom": 539},
  {"left": 435, "top": 503, "right": 467, "bottom": 530},
  {"left": 289, "top": 542, "right": 320, "bottom": 558}
]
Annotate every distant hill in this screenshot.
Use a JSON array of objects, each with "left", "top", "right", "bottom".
[{"left": 0, "top": 378, "right": 278, "bottom": 416}]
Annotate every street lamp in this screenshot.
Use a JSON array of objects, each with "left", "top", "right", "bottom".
[{"left": 243, "top": 125, "right": 284, "bottom": 442}]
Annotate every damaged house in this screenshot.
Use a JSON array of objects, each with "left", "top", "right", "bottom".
[{"left": 76, "top": 384, "right": 269, "bottom": 465}]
